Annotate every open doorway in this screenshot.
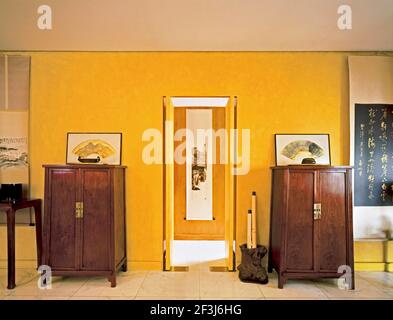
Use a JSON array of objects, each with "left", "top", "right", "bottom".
[
  {"left": 172, "top": 240, "right": 226, "bottom": 269},
  {"left": 163, "top": 97, "right": 236, "bottom": 272}
]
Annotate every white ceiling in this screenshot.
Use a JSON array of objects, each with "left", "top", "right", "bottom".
[{"left": 0, "top": 0, "right": 392, "bottom": 51}]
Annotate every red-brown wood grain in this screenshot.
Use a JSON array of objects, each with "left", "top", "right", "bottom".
[
  {"left": 268, "top": 166, "right": 354, "bottom": 289},
  {"left": 286, "top": 171, "right": 314, "bottom": 272},
  {"left": 43, "top": 165, "right": 127, "bottom": 287}
]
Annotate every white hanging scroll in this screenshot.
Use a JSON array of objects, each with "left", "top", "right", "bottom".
[
  {"left": 186, "top": 109, "right": 213, "bottom": 220},
  {"left": 0, "top": 55, "right": 30, "bottom": 185},
  {"left": 349, "top": 56, "right": 393, "bottom": 239},
  {"left": 0, "top": 111, "right": 29, "bottom": 184}
]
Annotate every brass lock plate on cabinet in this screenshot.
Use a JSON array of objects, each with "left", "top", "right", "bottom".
[
  {"left": 313, "top": 203, "right": 321, "bottom": 220},
  {"left": 75, "top": 202, "right": 84, "bottom": 218}
]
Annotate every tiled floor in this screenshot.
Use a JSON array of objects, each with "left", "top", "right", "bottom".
[{"left": 1, "top": 266, "right": 393, "bottom": 300}]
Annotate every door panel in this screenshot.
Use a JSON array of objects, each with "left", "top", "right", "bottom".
[
  {"left": 81, "top": 169, "right": 111, "bottom": 270},
  {"left": 286, "top": 171, "right": 314, "bottom": 271},
  {"left": 48, "top": 169, "right": 78, "bottom": 269},
  {"left": 319, "top": 172, "right": 347, "bottom": 272},
  {"left": 174, "top": 107, "right": 225, "bottom": 240}
]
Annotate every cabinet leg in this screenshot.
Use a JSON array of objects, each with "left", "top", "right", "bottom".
[
  {"left": 267, "top": 249, "right": 272, "bottom": 273},
  {"left": 122, "top": 260, "right": 128, "bottom": 272},
  {"left": 267, "top": 262, "right": 273, "bottom": 273},
  {"left": 351, "top": 273, "right": 355, "bottom": 290},
  {"left": 109, "top": 275, "right": 116, "bottom": 288},
  {"left": 278, "top": 274, "right": 285, "bottom": 289},
  {"left": 33, "top": 202, "right": 43, "bottom": 268},
  {"left": 7, "top": 209, "right": 16, "bottom": 290}
]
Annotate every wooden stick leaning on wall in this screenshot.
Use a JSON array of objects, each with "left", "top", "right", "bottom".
[
  {"left": 247, "top": 210, "right": 252, "bottom": 249},
  {"left": 251, "top": 191, "right": 257, "bottom": 248}
]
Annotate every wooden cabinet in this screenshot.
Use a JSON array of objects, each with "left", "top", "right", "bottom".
[
  {"left": 268, "top": 166, "right": 354, "bottom": 289},
  {"left": 43, "top": 165, "right": 127, "bottom": 287}
]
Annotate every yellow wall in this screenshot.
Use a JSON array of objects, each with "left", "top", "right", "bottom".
[
  {"left": 354, "top": 240, "right": 393, "bottom": 272},
  {"left": 1, "top": 52, "right": 384, "bottom": 269},
  {"left": 354, "top": 240, "right": 386, "bottom": 271}
]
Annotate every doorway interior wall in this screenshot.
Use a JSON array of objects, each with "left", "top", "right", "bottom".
[{"left": 163, "top": 96, "right": 237, "bottom": 271}]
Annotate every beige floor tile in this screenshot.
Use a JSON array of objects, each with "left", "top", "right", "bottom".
[
  {"left": 108, "top": 296, "right": 135, "bottom": 300},
  {"left": 3, "top": 295, "right": 41, "bottom": 300},
  {"left": 0, "top": 268, "right": 38, "bottom": 290},
  {"left": 186, "top": 265, "right": 202, "bottom": 272},
  {"left": 137, "top": 271, "right": 199, "bottom": 298},
  {"left": 1, "top": 267, "right": 391, "bottom": 300},
  {"left": 3, "top": 295, "right": 69, "bottom": 300},
  {"left": 192, "top": 259, "right": 227, "bottom": 271},
  {"left": 135, "top": 296, "right": 197, "bottom": 300},
  {"left": 259, "top": 273, "right": 328, "bottom": 299},
  {"left": 265, "top": 297, "right": 329, "bottom": 300},
  {"left": 329, "top": 297, "right": 393, "bottom": 300},
  {"left": 367, "top": 287, "right": 393, "bottom": 298},
  {"left": 118, "top": 270, "right": 142, "bottom": 277},
  {"left": 314, "top": 276, "right": 390, "bottom": 299},
  {"left": 358, "top": 271, "right": 393, "bottom": 281},
  {"left": 39, "top": 296, "right": 70, "bottom": 300},
  {"left": 357, "top": 272, "right": 393, "bottom": 296},
  {"left": 1, "top": 268, "right": 39, "bottom": 296},
  {"left": 69, "top": 296, "right": 111, "bottom": 300},
  {"left": 259, "top": 282, "right": 327, "bottom": 299},
  {"left": 0, "top": 288, "right": 9, "bottom": 297},
  {"left": 73, "top": 271, "right": 146, "bottom": 297},
  {"left": 202, "top": 297, "right": 263, "bottom": 300},
  {"left": 200, "top": 271, "right": 263, "bottom": 299},
  {"left": 8, "top": 275, "right": 87, "bottom": 297}
]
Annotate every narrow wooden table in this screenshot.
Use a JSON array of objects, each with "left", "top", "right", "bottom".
[{"left": 0, "top": 199, "right": 42, "bottom": 289}]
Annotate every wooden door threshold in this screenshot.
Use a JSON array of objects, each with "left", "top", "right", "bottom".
[
  {"left": 209, "top": 266, "right": 229, "bottom": 272},
  {"left": 170, "top": 266, "right": 189, "bottom": 272}
]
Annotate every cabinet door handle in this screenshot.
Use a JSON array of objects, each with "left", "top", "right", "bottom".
[
  {"left": 313, "top": 203, "right": 321, "bottom": 220},
  {"left": 75, "top": 202, "right": 84, "bottom": 219}
]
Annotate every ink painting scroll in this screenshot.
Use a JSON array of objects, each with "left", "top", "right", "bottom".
[{"left": 186, "top": 109, "right": 213, "bottom": 220}]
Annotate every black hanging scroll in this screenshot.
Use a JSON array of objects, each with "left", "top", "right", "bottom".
[{"left": 354, "top": 104, "right": 393, "bottom": 206}]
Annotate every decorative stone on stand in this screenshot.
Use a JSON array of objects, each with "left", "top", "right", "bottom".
[{"left": 237, "top": 244, "right": 268, "bottom": 284}]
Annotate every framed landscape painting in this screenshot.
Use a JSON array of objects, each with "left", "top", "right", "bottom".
[
  {"left": 66, "top": 132, "right": 122, "bottom": 165},
  {"left": 275, "top": 134, "right": 331, "bottom": 166}
]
